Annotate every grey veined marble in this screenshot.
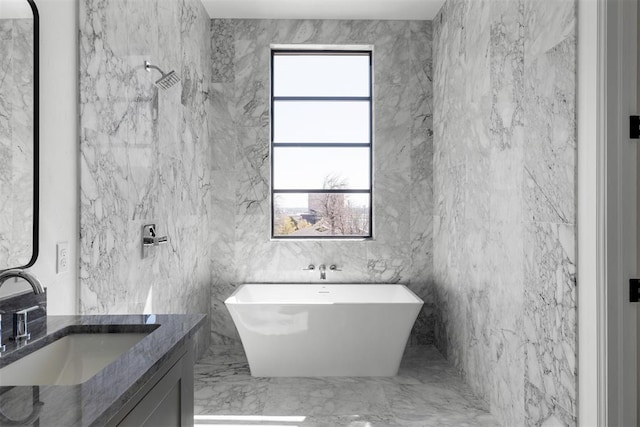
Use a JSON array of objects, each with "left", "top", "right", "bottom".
[
  {"left": 194, "top": 345, "right": 498, "bottom": 427},
  {"left": 433, "top": 0, "right": 576, "bottom": 426},
  {"left": 78, "top": 0, "right": 213, "bottom": 357},
  {"left": 76, "top": 2, "right": 577, "bottom": 425},
  {"left": 209, "top": 19, "right": 435, "bottom": 347},
  {"left": 0, "top": 19, "right": 34, "bottom": 269}
]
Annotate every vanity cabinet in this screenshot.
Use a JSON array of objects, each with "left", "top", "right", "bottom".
[
  {"left": 0, "top": 314, "right": 205, "bottom": 426},
  {"left": 106, "top": 339, "right": 194, "bottom": 427}
]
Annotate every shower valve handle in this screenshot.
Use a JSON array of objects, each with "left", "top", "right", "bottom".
[{"left": 142, "top": 224, "right": 168, "bottom": 247}]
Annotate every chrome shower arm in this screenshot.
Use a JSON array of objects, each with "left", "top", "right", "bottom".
[{"left": 144, "top": 61, "right": 166, "bottom": 76}]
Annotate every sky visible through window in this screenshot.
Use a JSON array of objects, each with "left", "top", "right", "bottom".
[{"left": 272, "top": 51, "right": 372, "bottom": 237}]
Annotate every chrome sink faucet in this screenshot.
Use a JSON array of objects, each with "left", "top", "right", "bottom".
[
  {"left": 0, "top": 270, "right": 44, "bottom": 343},
  {"left": 0, "top": 269, "right": 44, "bottom": 295}
]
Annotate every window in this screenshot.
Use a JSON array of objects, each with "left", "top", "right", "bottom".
[{"left": 271, "top": 49, "right": 373, "bottom": 239}]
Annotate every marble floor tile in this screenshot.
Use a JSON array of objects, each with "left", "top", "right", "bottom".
[
  {"left": 194, "top": 345, "right": 498, "bottom": 426},
  {"left": 194, "top": 381, "right": 269, "bottom": 415},
  {"left": 382, "top": 383, "right": 495, "bottom": 426},
  {"left": 263, "top": 382, "right": 391, "bottom": 417}
]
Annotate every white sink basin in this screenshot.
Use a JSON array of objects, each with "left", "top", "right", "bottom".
[{"left": 0, "top": 333, "right": 148, "bottom": 386}]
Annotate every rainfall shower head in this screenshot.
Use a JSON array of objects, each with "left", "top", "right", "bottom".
[{"left": 144, "top": 60, "right": 180, "bottom": 90}]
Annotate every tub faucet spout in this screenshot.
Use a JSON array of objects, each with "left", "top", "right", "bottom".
[{"left": 319, "top": 264, "right": 326, "bottom": 280}]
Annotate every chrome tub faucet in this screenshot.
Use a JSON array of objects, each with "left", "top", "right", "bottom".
[{"left": 319, "top": 264, "right": 326, "bottom": 280}]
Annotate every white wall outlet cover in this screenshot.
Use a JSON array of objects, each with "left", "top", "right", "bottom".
[{"left": 56, "top": 242, "right": 69, "bottom": 274}]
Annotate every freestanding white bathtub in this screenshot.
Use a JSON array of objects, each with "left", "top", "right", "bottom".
[{"left": 225, "top": 284, "right": 423, "bottom": 377}]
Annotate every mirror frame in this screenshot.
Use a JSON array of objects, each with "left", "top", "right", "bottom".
[
  {"left": 7, "top": 0, "right": 39, "bottom": 270},
  {"left": 25, "top": 0, "right": 39, "bottom": 269}
]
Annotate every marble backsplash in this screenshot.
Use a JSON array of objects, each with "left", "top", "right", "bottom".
[
  {"left": 78, "top": 0, "right": 213, "bottom": 357},
  {"left": 209, "top": 19, "right": 435, "bottom": 346},
  {"left": 432, "top": 0, "right": 576, "bottom": 425}
]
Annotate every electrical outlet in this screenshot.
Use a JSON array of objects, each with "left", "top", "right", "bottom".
[{"left": 56, "top": 242, "right": 69, "bottom": 274}]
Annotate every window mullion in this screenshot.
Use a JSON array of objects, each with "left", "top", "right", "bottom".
[
  {"left": 273, "top": 189, "right": 371, "bottom": 194},
  {"left": 273, "top": 96, "right": 371, "bottom": 102},
  {"left": 272, "top": 143, "right": 371, "bottom": 148}
]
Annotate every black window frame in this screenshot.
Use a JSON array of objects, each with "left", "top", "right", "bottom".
[{"left": 270, "top": 49, "right": 373, "bottom": 239}]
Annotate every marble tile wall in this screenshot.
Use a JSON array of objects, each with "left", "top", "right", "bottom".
[
  {"left": 78, "top": 0, "right": 213, "bottom": 356},
  {"left": 209, "top": 19, "right": 435, "bottom": 346},
  {"left": 432, "top": 0, "right": 576, "bottom": 426},
  {"left": 0, "top": 19, "right": 34, "bottom": 268}
]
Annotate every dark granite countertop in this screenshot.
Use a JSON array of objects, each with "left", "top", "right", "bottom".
[{"left": 0, "top": 314, "right": 205, "bottom": 426}]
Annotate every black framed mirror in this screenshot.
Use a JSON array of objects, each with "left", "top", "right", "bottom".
[{"left": 0, "top": 0, "right": 39, "bottom": 270}]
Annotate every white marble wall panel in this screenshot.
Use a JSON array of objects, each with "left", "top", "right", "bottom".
[
  {"left": 209, "top": 19, "right": 435, "bottom": 345},
  {"left": 0, "top": 20, "right": 33, "bottom": 268},
  {"left": 79, "top": 0, "right": 212, "bottom": 357},
  {"left": 433, "top": 0, "right": 576, "bottom": 425}
]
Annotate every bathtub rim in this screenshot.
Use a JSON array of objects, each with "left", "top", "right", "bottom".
[{"left": 224, "top": 283, "right": 424, "bottom": 305}]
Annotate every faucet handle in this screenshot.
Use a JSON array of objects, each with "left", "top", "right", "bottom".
[
  {"left": 303, "top": 264, "right": 315, "bottom": 271},
  {"left": 16, "top": 306, "right": 39, "bottom": 315},
  {"left": 329, "top": 264, "right": 342, "bottom": 272},
  {"left": 142, "top": 224, "right": 168, "bottom": 247},
  {"left": 12, "top": 306, "right": 39, "bottom": 341}
]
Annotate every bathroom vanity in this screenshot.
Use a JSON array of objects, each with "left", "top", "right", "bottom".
[{"left": 0, "top": 313, "right": 205, "bottom": 426}]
